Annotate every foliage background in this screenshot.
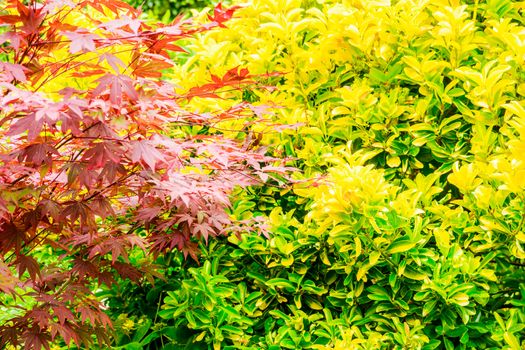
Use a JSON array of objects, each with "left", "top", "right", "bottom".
[{"left": 129, "top": 0, "right": 214, "bottom": 20}]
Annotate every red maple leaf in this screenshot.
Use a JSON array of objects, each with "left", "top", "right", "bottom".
[
  {"left": 130, "top": 140, "right": 165, "bottom": 170},
  {"left": 1, "top": 0, "right": 47, "bottom": 35},
  {"left": 81, "top": 141, "right": 123, "bottom": 170},
  {"left": 49, "top": 321, "right": 79, "bottom": 347},
  {"left": 99, "top": 14, "right": 142, "bottom": 35},
  {"left": 98, "top": 53, "right": 126, "bottom": 74},
  {"left": 130, "top": 53, "right": 174, "bottom": 78},
  {"left": 70, "top": 258, "right": 99, "bottom": 280},
  {"left": 29, "top": 308, "right": 51, "bottom": 330},
  {"left": 16, "top": 142, "right": 60, "bottom": 167},
  {"left": 0, "top": 62, "right": 28, "bottom": 82},
  {"left": 23, "top": 327, "right": 51, "bottom": 350},
  {"left": 186, "top": 67, "right": 253, "bottom": 100},
  {"left": 52, "top": 305, "right": 75, "bottom": 326},
  {"left": 76, "top": 306, "right": 101, "bottom": 325},
  {"left": 62, "top": 30, "right": 99, "bottom": 54},
  {"left": 207, "top": 3, "right": 241, "bottom": 28},
  {"left": 111, "top": 261, "right": 142, "bottom": 282},
  {"left": 92, "top": 73, "right": 139, "bottom": 105},
  {"left": 16, "top": 255, "right": 41, "bottom": 280}
]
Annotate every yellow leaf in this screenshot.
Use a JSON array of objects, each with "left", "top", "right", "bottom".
[
  {"left": 387, "top": 156, "right": 401, "bottom": 168},
  {"left": 503, "top": 332, "right": 521, "bottom": 350},
  {"left": 332, "top": 106, "right": 351, "bottom": 116},
  {"left": 448, "top": 162, "right": 481, "bottom": 192},
  {"left": 354, "top": 237, "right": 362, "bottom": 259},
  {"left": 369, "top": 251, "right": 381, "bottom": 266},
  {"left": 479, "top": 269, "right": 497, "bottom": 282},
  {"left": 195, "top": 331, "right": 206, "bottom": 342},
  {"left": 320, "top": 250, "right": 331, "bottom": 266},
  {"left": 281, "top": 256, "right": 294, "bottom": 267},
  {"left": 433, "top": 228, "right": 450, "bottom": 250},
  {"left": 387, "top": 240, "right": 416, "bottom": 254},
  {"left": 449, "top": 292, "right": 469, "bottom": 306},
  {"left": 357, "top": 266, "right": 369, "bottom": 281},
  {"left": 305, "top": 297, "right": 323, "bottom": 310},
  {"left": 516, "top": 232, "right": 525, "bottom": 242}
]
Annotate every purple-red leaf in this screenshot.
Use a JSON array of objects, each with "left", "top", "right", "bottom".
[
  {"left": 16, "top": 255, "right": 41, "bottom": 280},
  {"left": 63, "top": 31, "right": 99, "bottom": 54},
  {"left": 130, "top": 140, "right": 165, "bottom": 170}
]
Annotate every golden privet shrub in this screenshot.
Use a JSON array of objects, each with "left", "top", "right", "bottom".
[{"left": 158, "top": 1, "right": 525, "bottom": 349}]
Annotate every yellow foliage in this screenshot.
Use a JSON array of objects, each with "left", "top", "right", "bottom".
[{"left": 155, "top": 0, "right": 525, "bottom": 346}]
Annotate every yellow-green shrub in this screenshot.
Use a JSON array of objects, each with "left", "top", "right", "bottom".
[{"left": 155, "top": 0, "right": 525, "bottom": 349}]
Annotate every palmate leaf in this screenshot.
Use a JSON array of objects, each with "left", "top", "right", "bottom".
[
  {"left": 186, "top": 67, "right": 254, "bottom": 100},
  {"left": 130, "top": 140, "right": 165, "bottom": 170},
  {"left": 52, "top": 305, "right": 75, "bottom": 326},
  {"left": 0, "top": 62, "right": 28, "bottom": 82},
  {"left": 207, "top": 3, "right": 241, "bottom": 28},
  {"left": 15, "top": 255, "right": 41, "bottom": 280},
  {"left": 91, "top": 73, "right": 139, "bottom": 105},
  {"left": 23, "top": 328, "right": 51, "bottom": 350},
  {"left": 62, "top": 31, "right": 99, "bottom": 54}
]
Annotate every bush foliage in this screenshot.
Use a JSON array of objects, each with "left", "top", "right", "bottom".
[
  {"left": 150, "top": 0, "right": 525, "bottom": 349},
  {"left": 128, "top": 0, "right": 213, "bottom": 21}
]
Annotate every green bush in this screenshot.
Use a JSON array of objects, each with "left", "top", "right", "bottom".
[
  {"left": 129, "top": 0, "right": 214, "bottom": 20},
  {"left": 157, "top": 195, "right": 525, "bottom": 349}
]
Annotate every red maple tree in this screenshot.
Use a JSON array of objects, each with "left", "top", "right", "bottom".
[{"left": 0, "top": 0, "right": 286, "bottom": 348}]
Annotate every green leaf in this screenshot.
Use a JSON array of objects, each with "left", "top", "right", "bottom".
[
  {"left": 387, "top": 238, "right": 416, "bottom": 254},
  {"left": 422, "top": 299, "right": 437, "bottom": 317},
  {"left": 269, "top": 310, "right": 291, "bottom": 321},
  {"left": 304, "top": 296, "right": 324, "bottom": 310},
  {"left": 266, "top": 278, "right": 295, "bottom": 292},
  {"left": 221, "top": 325, "right": 244, "bottom": 335},
  {"left": 444, "top": 338, "right": 454, "bottom": 350},
  {"left": 302, "top": 280, "right": 327, "bottom": 295},
  {"left": 140, "top": 331, "right": 161, "bottom": 346},
  {"left": 132, "top": 319, "right": 152, "bottom": 342},
  {"left": 193, "top": 309, "right": 212, "bottom": 325},
  {"left": 504, "top": 332, "right": 521, "bottom": 350},
  {"left": 113, "top": 342, "right": 143, "bottom": 350},
  {"left": 402, "top": 267, "right": 428, "bottom": 280},
  {"left": 366, "top": 285, "right": 391, "bottom": 301}
]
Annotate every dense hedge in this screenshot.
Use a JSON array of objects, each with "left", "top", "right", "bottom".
[{"left": 124, "top": 0, "right": 525, "bottom": 349}]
